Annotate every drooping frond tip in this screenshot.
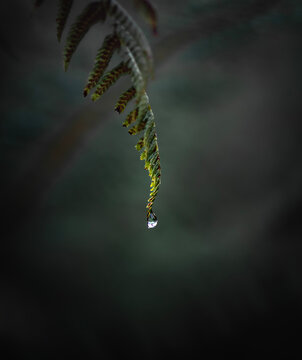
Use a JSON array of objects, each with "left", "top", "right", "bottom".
[
  {"left": 63, "top": 1, "right": 107, "bottom": 71},
  {"left": 143, "top": 116, "right": 161, "bottom": 217},
  {"left": 134, "top": 102, "right": 161, "bottom": 217},
  {"left": 116, "top": 43, "right": 161, "bottom": 219},
  {"left": 123, "top": 96, "right": 161, "bottom": 219}
]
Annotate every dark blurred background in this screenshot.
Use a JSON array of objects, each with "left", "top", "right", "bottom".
[{"left": 0, "top": 0, "right": 302, "bottom": 357}]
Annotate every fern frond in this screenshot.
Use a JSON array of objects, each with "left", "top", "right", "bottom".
[
  {"left": 107, "top": 0, "right": 153, "bottom": 78},
  {"left": 83, "top": 34, "right": 120, "bottom": 97},
  {"left": 52, "top": 0, "right": 161, "bottom": 225},
  {"left": 56, "top": 0, "right": 73, "bottom": 42},
  {"left": 63, "top": 1, "right": 107, "bottom": 71},
  {"left": 117, "top": 44, "right": 161, "bottom": 219},
  {"left": 115, "top": 86, "right": 136, "bottom": 113},
  {"left": 91, "top": 61, "right": 130, "bottom": 101}
]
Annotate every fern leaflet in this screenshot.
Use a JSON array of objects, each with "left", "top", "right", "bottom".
[
  {"left": 56, "top": 0, "right": 74, "bottom": 41},
  {"left": 83, "top": 34, "right": 120, "bottom": 97},
  {"left": 91, "top": 61, "right": 130, "bottom": 101},
  {"left": 115, "top": 86, "right": 136, "bottom": 114}
]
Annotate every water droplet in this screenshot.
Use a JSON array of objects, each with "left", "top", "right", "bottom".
[{"left": 147, "top": 210, "right": 158, "bottom": 229}]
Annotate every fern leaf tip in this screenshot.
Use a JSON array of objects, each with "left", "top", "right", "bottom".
[{"left": 91, "top": 93, "right": 99, "bottom": 101}]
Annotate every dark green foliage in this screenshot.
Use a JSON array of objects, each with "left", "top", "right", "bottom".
[{"left": 36, "top": 0, "right": 161, "bottom": 221}]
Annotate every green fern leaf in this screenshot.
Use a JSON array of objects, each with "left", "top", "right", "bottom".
[
  {"left": 116, "top": 44, "right": 161, "bottom": 219},
  {"left": 56, "top": 0, "right": 73, "bottom": 42},
  {"left": 83, "top": 34, "right": 120, "bottom": 97},
  {"left": 56, "top": 0, "right": 161, "bottom": 225},
  {"left": 63, "top": 1, "right": 107, "bottom": 71},
  {"left": 115, "top": 86, "right": 136, "bottom": 113},
  {"left": 135, "top": 137, "right": 144, "bottom": 151},
  {"left": 128, "top": 102, "right": 149, "bottom": 135},
  {"left": 122, "top": 107, "right": 139, "bottom": 127},
  {"left": 91, "top": 61, "right": 130, "bottom": 101}
]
